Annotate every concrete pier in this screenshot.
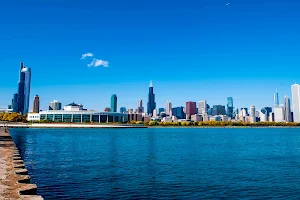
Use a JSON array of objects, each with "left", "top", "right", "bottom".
[{"left": 0, "top": 128, "right": 43, "bottom": 199}]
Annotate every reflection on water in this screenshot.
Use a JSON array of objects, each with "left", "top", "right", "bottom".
[{"left": 10, "top": 128, "right": 300, "bottom": 199}]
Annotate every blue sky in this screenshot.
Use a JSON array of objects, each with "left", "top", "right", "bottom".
[{"left": 1, "top": 0, "right": 300, "bottom": 111}]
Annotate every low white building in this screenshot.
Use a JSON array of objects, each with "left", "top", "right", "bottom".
[
  {"left": 274, "top": 106, "right": 285, "bottom": 122},
  {"left": 27, "top": 102, "right": 128, "bottom": 123},
  {"left": 27, "top": 113, "right": 40, "bottom": 121},
  {"left": 162, "top": 117, "right": 172, "bottom": 122},
  {"left": 191, "top": 114, "right": 202, "bottom": 122}
]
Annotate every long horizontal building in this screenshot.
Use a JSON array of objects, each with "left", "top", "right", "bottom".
[{"left": 27, "top": 102, "right": 128, "bottom": 123}]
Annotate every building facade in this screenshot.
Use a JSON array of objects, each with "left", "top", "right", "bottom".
[
  {"left": 291, "top": 84, "right": 300, "bottom": 122},
  {"left": 274, "top": 89, "right": 279, "bottom": 106},
  {"left": 12, "top": 62, "right": 32, "bottom": 115},
  {"left": 186, "top": 101, "right": 197, "bottom": 118},
  {"left": 49, "top": 100, "right": 62, "bottom": 110},
  {"left": 28, "top": 102, "right": 128, "bottom": 123},
  {"left": 120, "top": 107, "right": 126, "bottom": 113},
  {"left": 172, "top": 107, "right": 185, "bottom": 119},
  {"left": 166, "top": 101, "right": 172, "bottom": 116},
  {"left": 274, "top": 106, "right": 285, "bottom": 122},
  {"left": 249, "top": 105, "right": 256, "bottom": 122},
  {"left": 284, "top": 95, "right": 292, "bottom": 122},
  {"left": 147, "top": 81, "right": 156, "bottom": 116},
  {"left": 110, "top": 94, "right": 117, "bottom": 112},
  {"left": 22, "top": 67, "right": 31, "bottom": 115},
  {"left": 226, "top": 97, "right": 233, "bottom": 118},
  {"left": 137, "top": 99, "right": 144, "bottom": 113},
  {"left": 198, "top": 100, "right": 207, "bottom": 115},
  {"left": 212, "top": 105, "right": 226, "bottom": 116},
  {"left": 33, "top": 95, "right": 40, "bottom": 113}
]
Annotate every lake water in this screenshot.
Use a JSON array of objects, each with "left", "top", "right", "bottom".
[{"left": 10, "top": 128, "right": 300, "bottom": 199}]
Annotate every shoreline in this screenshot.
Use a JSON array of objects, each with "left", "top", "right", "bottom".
[
  {"left": 2, "top": 123, "right": 147, "bottom": 129},
  {"left": 2, "top": 123, "right": 300, "bottom": 128}
]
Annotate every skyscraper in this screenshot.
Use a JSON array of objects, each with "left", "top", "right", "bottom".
[
  {"left": 250, "top": 105, "right": 256, "bottom": 122},
  {"left": 147, "top": 81, "right": 156, "bottom": 116},
  {"left": 12, "top": 93, "right": 18, "bottom": 113},
  {"left": 22, "top": 67, "right": 31, "bottom": 114},
  {"left": 274, "top": 89, "right": 279, "bottom": 106},
  {"left": 227, "top": 97, "right": 233, "bottom": 117},
  {"left": 13, "top": 62, "right": 32, "bottom": 115},
  {"left": 172, "top": 107, "right": 185, "bottom": 119},
  {"left": 49, "top": 100, "right": 62, "bottom": 110},
  {"left": 137, "top": 99, "right": 144, "bottom": 113},
  {"left": 212, "top": 105, "right": 226, "bottom": 116},
  {"left": 166, "top": 101, "right": 172, "bottom": 116},
  {"left": 284, "top": 95, "right": 292, "bottom": 122},
  {"left": 198, "top": 100, "right": 207, "bottom": 115},
  {"left": 17, "top": 62, "right": 25, "bottom": 114},
  {"left": 186, "top": 101, "right": 197, "bottom": 118},
  {"left": 291, "top": 84, "right": 300, "bottom": 122},
  {"left": 33, "top": 95, "right": 40, "bottom": 113},
  {"left": 111, "top": 94, "right": 117, "bottom": 112},
  {"left": 274, "top": 105, "right": 285, "bottom": 122}
]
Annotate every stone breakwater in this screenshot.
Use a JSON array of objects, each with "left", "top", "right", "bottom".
[{"left": 0, "top": 128, "right": 43, "bottom": 199}]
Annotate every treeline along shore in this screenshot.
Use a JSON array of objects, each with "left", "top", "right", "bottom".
[{"left": 1, "top": 112, "right": 300, "bottom": 128}]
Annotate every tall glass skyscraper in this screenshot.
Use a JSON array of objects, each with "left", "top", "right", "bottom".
[
  {"left": 110, "top": 94, "right": 117, "bottom": 112},
  {"left": 227, "top": 97, "right": 233, "bottom": 117},
  {"left": 284, "top": 95, "right": 292, "bottom": 122},
  {"left": 147, "top": 81, "right": 156, "bottom": 116},
  {"left": 274, "top": 89, "right": 279, "bottom": 106},
  {"left": 13, "top": 62, "right": 31, "bottom": 115},
  {"left": 22, "top": 67, "right": 31, "bottom": 114}
]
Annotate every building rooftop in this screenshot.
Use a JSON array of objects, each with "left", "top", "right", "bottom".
[{"left": 66, "top": 102, "right": 80, "bottom": 106}]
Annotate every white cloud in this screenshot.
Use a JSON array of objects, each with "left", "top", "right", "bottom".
[
  {"left": 87, "top": 58, "right": 109, "bottom": 68},
  {"left": 81, "top": 52, "right": 94, "bottom": 59},
  {"left": 226, "top": 3, "right": 230, "bottom": 6}
]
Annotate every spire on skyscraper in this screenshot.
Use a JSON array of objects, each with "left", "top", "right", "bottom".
[{"left": 149, "top": 80, "right": 153, "bottom": 87}]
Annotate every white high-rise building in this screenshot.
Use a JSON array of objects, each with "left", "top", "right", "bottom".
[
  {"left": 153, "top": 109, "right": 158, "bottom": 117},
  {"left": 198, "top": 100, "right": 207, "bottom": 114},
  {"left": 274, "top": 105, "right": 285, "bottom": 122},
  {"left": 260, "top": 109, "right": 268, "bottom": 122},
  {"left": 166, "top": 101, "right": 172, "bottom": 116},
  {"left": 137, "top": 99, "right": 144, "bottom": 113},
  {"left": 291, "top": 84, "right": 300, "bottom": 122},
  {"left": 249, "top": 105, "right": 256, "bottom": 123}
]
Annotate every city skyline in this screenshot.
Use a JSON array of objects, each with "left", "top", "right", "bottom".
[
  {"left": 2, "top": 65, "right": 299, "bottom": 114},
  {"left": 1, "top": 1, "right": 300, "bottom": 110}
]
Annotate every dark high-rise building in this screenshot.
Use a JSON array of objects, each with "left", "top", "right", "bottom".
[
  {"left": 13, "top": 62, "right": 31, "bottom": 115},
  {"left": 186, "top": 101, "right": 197, "bottom": 117},
  {"left": 158, "top": 108, "right": 165, "bottom": 115},
  {"left": 120, "top": 107, "right": 126, "bottom": 113},
  {"left": 147, "top": 81, "right": 156, "bottom": 116},
  {"left": 212, "top": 105, "right": 226, "bottom": 116},
  {"left": 12, "top": 93, "right": 18, "bottom": 112},
  {"left": 227, "top": 97, "right": 233, "bottom": 117},
  {"left": 22, "top": 67, "right": 31, "bottom": 114},
  {"left": 172, "top": 107, "right": 185, "bottom": 119},
  {"left": 33, "top": 95, "right": 40, "bottom": 113},
  {"left": 17, "top": 62, "right": 25, "bottom": 114},
  {"left": 110, "top": 94, "right": 117, "bottom": 112}
]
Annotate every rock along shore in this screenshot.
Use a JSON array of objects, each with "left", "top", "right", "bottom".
[{"left": 0, "top": 128, "right": 43, "bottom": 199}]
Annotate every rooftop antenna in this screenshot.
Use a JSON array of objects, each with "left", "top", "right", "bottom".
[{"left": 149, "top": 80, "right": 153, "bottom": 87}]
